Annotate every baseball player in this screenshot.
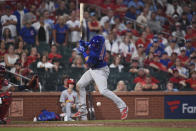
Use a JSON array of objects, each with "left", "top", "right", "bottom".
[
  {"left": 0, "top": 65, "right": 12, "bottom": 124},
  {"left": 72, "top": 35, "right": 128, "bottom": 120},
  {"left": 59, "top": 79, "right": 79, "bottom": 121}
]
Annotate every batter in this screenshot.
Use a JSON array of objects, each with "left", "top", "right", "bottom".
[{"left": 72, "top": 35, "right": 128, "bottom": 120}]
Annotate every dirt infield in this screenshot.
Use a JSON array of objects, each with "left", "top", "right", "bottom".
[{"left": 1, "top": 120, "right": 196, "bottom": 128}]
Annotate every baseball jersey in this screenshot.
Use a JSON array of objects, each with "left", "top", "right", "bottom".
[
  {"left": 59, "top": 90, "right": 79, "bottom": 104},
  {"left": 87, "top": 42, "right": 107, "bottom": 69},
  {"left": 20, "top": 26, "right": 36, "bottom": 45}
]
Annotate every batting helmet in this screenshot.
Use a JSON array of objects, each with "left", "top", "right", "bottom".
[
  {"left": 66, "top": 78, "right": 75, "bottom": 87},
  {"left": 89, "top": 35, "right": 105, "bottom": 51}
]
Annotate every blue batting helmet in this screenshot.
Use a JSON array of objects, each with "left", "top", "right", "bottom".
[{"left": 89, "top": 35, "right": 105, "bottom": 51}]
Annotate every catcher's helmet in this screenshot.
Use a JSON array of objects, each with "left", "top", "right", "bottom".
[
  {"left": 0, "top": 65, "right": 5, "bottom": 77},
  {"left": 89, "top": 35, "right": 105, "bottom": 51}
]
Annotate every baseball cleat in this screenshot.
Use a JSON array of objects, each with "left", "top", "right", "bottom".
[
  {"left": 72, "top": 110, "right": 88, "bottom": 118},
  {"left": 121, "top": 107, "right": 128, "bottom": 120}
]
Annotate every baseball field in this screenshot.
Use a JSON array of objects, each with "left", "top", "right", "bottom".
[{"left": 1, "top": 119, "right": 196, "bottom": 131}]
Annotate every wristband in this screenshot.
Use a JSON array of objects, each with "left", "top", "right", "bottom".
[{"left": 83, "top": 52, "right": 88, "bottom": 58}]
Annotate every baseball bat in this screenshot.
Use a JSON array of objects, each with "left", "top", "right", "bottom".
[{"left": 80, "top": 3, "right": 84, "bottom": 39}]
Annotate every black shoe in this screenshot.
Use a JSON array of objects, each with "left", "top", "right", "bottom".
[{"left": 0, "top": 119, "right": 7, "bottom": 124}]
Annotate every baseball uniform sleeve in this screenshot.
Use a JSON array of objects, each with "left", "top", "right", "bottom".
[{"left": 59, "top": 90, "right": 67, "bottom": 103}]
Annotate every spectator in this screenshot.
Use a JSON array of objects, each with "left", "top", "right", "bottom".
[
  {"left": 43, "top": 10, "right": 54, "bottom": 29},
  {"left": 48, "top": 44, "right": 62, "bottom": 61},
  {"left": 136, "top": 32, "right": 150, "bottom": 48},
  {"left": 59, "top": 79, "right": 79, "bottom": 121},
  {"left": 185, "top": 71, "right": 196, "bottom": 90},
  {"left": 179, "top": 12, "right": 191, "bottom": 31},
  {"left": 104, "top": 51, "right": 112, "bottom": 65},
  {"left": 68, "top": 1, "right": 76, "bottom": 15},
  {"left": 15, "top": 40, "right": 28, "bottom": 56},
  {"left": 101, "top": 21, "right": 111, "bottom": 39},
  {"left": 88, "top": 12, "right": 101, "bottom": 40},
  {"left": 185, "top": 39, "right": 195, "bottom": 57},
  {"left": 129, "top": 58, "right": 140, "bottom": 73},
  {"left": 114, "top": 0, "right": 128, "bottom": 17},
  {"left": 169, "top": 68, "right": 185, "bottom": 90},
  {"left": 66, "top": 11, "right": 80, "bottom": 47},
  {"left": 128, "top": 0, "right": 144, "bottom": 15},
  {"left": 172, "top": 22, "right": 186, "bottom": 44},
  {"left": 166, "top": 0, "right": 183, "bottom": 17},
  {"left": 13, "top": 3, "right": 28, "bottom": 34},
  {"left": 57, "top": 75, "right": 70, "bottom": 91},
  {"left": 165, "top": 39, "right": 180, "bottom": 56},
  {"left": 100, "top": 10, "right": 115, "bottom": 27},
  {"left": 134, "top": 75, "right": 158, "bottom": 91},
  {"left": 188, "top": 62, "right": 196, "bottom": 74},
  {"left": 125, "top": 6, "right": 137, "bottom": 20},
  {"left": 178, "top": 47, "right": 189, "bottom": 65},
  {"left": 100, "top": 0, "right": 116, "bottom": 15},
  {"left": 1, "top": 5, "right": 17, "bottom": 38},
  {"left": 56, "top": 1, "right": 69, "bottom": 16},
  {"left": 119, "top": 35, "right": 137, "bottom": 60},
  {"left": 69, "top": 49, "right": 78, "bottom": 65},
  {"left": 165, "top": 82, "right": 178, "bottom": 92},
  {"left": 0, "top": 41, "right": 7, "bottom": 64},
  {"left": 144, "top": 26, "right": 154, "bottom": 40},
  {"left": 109, "top": 55, "right": 124, "bottom": 72},
  {"left": 33, "top": 15, "right": 50, "bottom": 44},
  {"left": 2, "top": 28, "right": 15, "bottom": 44},
  {"left": 149, "top": 53, "right": 168, "bottom": 72},
  {"left": 156, "top": 8, "right": 166, "bottom": 26},
  {"left": 134, "top": 68, "right": 159, "bottom": 84},
  {"left": 111, "top": 38, "right": 123, "bottom": 55},
  {"left": 105, "top": 33, "right": 115, "bottom": 52},
  {"left": 52, "top": 58, "right": 62, "bottom": 72},
  {"left": 23, "top": 4, "right": 37, "bottom": 24},
  {"left": 168, "top": 52, "right": 178, "bottom": 68},
  {"left": 43, "top": 10, "right": 54, "bottom": 44},
  {"left": 20, "top": 51, "right": 28, "bottom": 68},
  {"left": 147, "top": 12, "right": 162, "bottom": 33},
  {"left": 113, "top": 16, "right": 127, "bottom": 32},
  {"left": 134, "top": 44, "right": 145, "bottom": 67},
  {"left": 114, "top": 80, "right": 127, "bottom": 92},
  {"left": 20, "top": 20, "right": 37, "bottom": 50},
  {"left": 171, "top": 58, "right": 189, "bottom": 78},
  {"left": 37, "top": 55, "right": 54, "bottom": 71},
  {"left": 4, "top": 44, "right": 19, "bottom": 71},
  {"left": 71, "top": 55, "right": 86, "bottom": 68},
  {"left": 157, "top": 32, "right": 168, "bottom": 47},
  {"left": 160, "top": 52, "right": 170, "bottom": 68},
  {"left": 53, "top": 16, "right": 68, "bottom": 46},
  {"left": 26, "top": 47, "right": 39, "bottom": 66},
  {"left": 44, "top": 0, "right": 55, "bottom": 13},
  {"left": 146, "top": 37, "right": 165, "bottom": 56},
  {"left": 136, "top": 7, "right": 149, "bottom": 29}
]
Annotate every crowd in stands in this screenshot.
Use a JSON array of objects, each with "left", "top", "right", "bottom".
[{"left": 0, "top": 0, "right": 195, "bottom": 92}]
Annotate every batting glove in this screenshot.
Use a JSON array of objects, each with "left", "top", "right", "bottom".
[
  {"left": 78, "top": 45, "right": 85, "bottom": 53},
  {"left": 79, "top": 40, "right": 89, "bottom": 48}
]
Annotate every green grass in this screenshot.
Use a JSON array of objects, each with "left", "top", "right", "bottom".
[
  {"left": 9, "top": 119, "right": 196, "bottom": 124},
  {"left": 0, "top": 127, "right": 196, "bottom": 131},
  {"left": 1, "top": 120, "right": 196, "bottom": 131}
]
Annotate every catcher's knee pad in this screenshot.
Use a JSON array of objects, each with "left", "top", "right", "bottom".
[{"left": 0, "top": 91, "right": 12, "bottom": 119}]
